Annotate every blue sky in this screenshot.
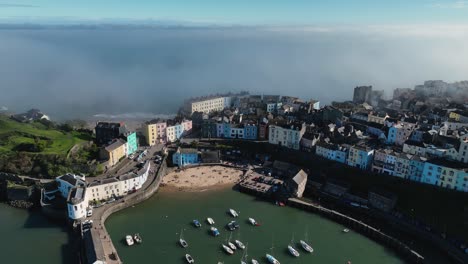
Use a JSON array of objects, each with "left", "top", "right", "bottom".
[{"left": 0, "top": 0, "right": 468, "bottom": 25}]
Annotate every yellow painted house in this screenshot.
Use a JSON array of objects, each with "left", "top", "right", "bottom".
[
  {"left": 449, "top": 111, "right": 461, "bottom": 121},
  {"left": 99, "top": 139, "right": 127, "bottom": 167}
]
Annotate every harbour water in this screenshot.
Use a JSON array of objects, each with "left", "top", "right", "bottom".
[
  {"left": 106, "top": 188, "right": 405, "bottom": 264},
  {"left": 0, "top": 204, "right": 73, "bottom": 264}
]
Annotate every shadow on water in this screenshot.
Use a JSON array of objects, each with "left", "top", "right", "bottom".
[{"left": 22, "top": 208, "right": 79, "bottom": 264}]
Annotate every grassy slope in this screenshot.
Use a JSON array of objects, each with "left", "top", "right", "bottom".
[{"left": 0, "top": 115, "right": 90, "bottom": 155}]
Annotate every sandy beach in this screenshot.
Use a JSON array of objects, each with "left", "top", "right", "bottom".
[{"left": 161, "top": 165, "right": 244, "bottom": 191}]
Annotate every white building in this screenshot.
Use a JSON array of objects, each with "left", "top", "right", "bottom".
[
  {"left": 56, "top": 174, "right": 86, "bottom": 199},
  {"left": 190, "top": 96, "right": 232, "bottom": 113},
  {"left": 57, "top": 162, "right": 152, "bottom": 220},
  {"left": 268, "top": 123, "right": 306, "bottom": 150}
]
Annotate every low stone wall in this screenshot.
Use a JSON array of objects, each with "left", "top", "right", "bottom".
[{"left": 288, "top": 198, "right": 425, "bottom": 264}]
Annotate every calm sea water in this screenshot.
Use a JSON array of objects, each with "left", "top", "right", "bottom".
[
  {"left": 0, "top": 204, "right": 72, "bottom": 264},
  {"left": 106, "top": 188, "right": 405, "bottom": 264}
]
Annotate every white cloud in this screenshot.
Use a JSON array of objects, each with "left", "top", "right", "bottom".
[{"left": 431, "top": 0, "right": 468, "bottom": 9}]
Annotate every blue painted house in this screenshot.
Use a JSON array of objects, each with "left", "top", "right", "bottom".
[
  {"left": 172, "top": 147, "right": 200, "bottom": 167},
  {"left": 244, "top": 124, "right": 258, "bottom": 140}
]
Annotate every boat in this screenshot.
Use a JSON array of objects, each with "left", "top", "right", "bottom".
[
  {"left": 211, "top": 227, "right": 220, "bottom": 237},
  {"left": 266, "top": 254, "right": 280, "bottom": 264},
  {"left": 185, "top": 254, "right": 195, "bottom": 263},
  {"left": 228, "top": 233, "right": 237, "bottom": 250},
  {"left": 235, "top": 240, "right": 246, "bottom": 250},
  {"left": 179, "top": 229, "right": 188, "bottom": 248},
  {"left": 222, "top": 244, "right": 234, "bottom": 255},
  {"left": 229, "top": 208, "right": 239, "bottom": 217},
  {"left": 133, "top": 233, "right": 142, "bottom": 244},
  {"left": 248, "top": 218, "right": 259, "bottom": 226},
  {"left": 300, "top": 229, "right": 314, "bottom": 253},
  {"left": 299, "top": 240, "right": 313, "bottom": 253},
  {"left": 125, "top": 235, "right": 134, "bottom": 246},
  {"left": 192, "top": 219, "right": 202, "bottom": 228},
  {"left": 228, "top": 241, "right": 237, "bottom": 250},
  {"left": 251, "top": 259, "right": 259, "bottom": 264},
  {"left": 227, "top": 220, "right": 239, "bottom": 231},
  {"left": 288, "top": 245, "right": 300, "bottom": 257},
  {"left": 343, "top": 228, "right": 350, "bottom": 233},
  {"left": 207, "top": 217, "right": 215, "bottom": 225}
]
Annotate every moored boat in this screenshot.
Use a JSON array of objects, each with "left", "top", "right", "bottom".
[
  {"left": 288, "top": 245, "right": 300, "bottom": 257},
  {"left": 185, "top": 254, "right": 195, "bottom": 263},
  {"left": 235, "top": 240, "right": 245, "bottom": 250},
  {"left": 266, "top": 254, "right": 280, "bottom": 264},
  {"left": 299, "top": 240, "right": 313, "bottom": 253},
  {"left": 192, "top": 219, "right": 202, "bottom": 228},
  {"left": 179, "top": 238, "right": 188, "bottom": 248},
  {"left": 211, "top": 227, "right": 220, "bottom": 236},
  {"left": 207, "top": 217, "right": 215, "bottom": 225},
  {"left": 228, "top": 241, "right": 237, "bottom": 250},
  {"left": 133, "top": 233, "right": 142, "bottom": 244},
  {"left": 179, "top": 229, "right": 188, "bottom": 248},
  {"left": 229, "top": 208, "right": 239, "bottom": 217},
  {"left": 248, "top": 217, "right": 259, "bottom": 226},
  {"left": 125, "top": 235, "right": 134, "bottom": 246},
  {"left": 251, "top": 259, "right": 259, "bottom": 264},
  {"left": 222, "top": 244, "right": 234, "bottom": 255},
  {"left": 343, "top": 228, "right": 350, "bottom": 233}
]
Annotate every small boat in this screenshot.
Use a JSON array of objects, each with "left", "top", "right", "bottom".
[
  {"left": 229, "top": 208, "right": 239, "bottom": 217},
  {"left": 133, "top": 233, "right": 142, "bottom": 244},
  {"left": 227, "top": 221, "right": 239, "bottom": 231},
  {"left": 228, "top": 241, "right": 237, "bottom": 250},
  {"left": 211, "top": 227, "right": 220, "bottom": 237},
  {"left": 248, "top": 218, "right": 259, "bottom": 226},
  {"left": 288, "top": 245, "right": 300, "bottom": 257},
  {"left": 125, "top": 235, "right": 134, "bottom": 246},
  {"left": 207, "top": 217, "right": 215, "bottom": 225},
  {"left": 179, "top": 229, "right": 188, "bottom": 248},
  {"left": 222, "top": 244, "right": 234, "bottom": 255},
  {"left": 251, "top": 259, "right": 259, "bottom": 264},
  {"left": 192, "top": 219, "right": 202, "bottom": 228},
  {"left": 266, "top": 254, "right": 280, "bottom": 264},
  {"left": 343, "top": 228, "right": 350, "bottom": 233},
  {"left": 235, "top": 240, "right": 245, "bottom": 250},
  {"left": 300, "top": 240, "right": 313, "bottom": 253},
  {"left": 185, "top": 254, "right": 195, "bottom": 263}
]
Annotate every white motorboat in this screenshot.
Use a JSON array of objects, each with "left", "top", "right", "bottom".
[
  {"left": 288, "top": 245, "right": 300, "bottom": 257},
  {"left": 343, "top": 228, "right": 350, "bottom": 233},
  {"left": 235, "top": 240, "right": 245, "bottom": 250},
  {"left": 185, "top": 254, "right": 195, "bottom": 263},
  {"left": 222, "top": 244, "right": 234, "bottom": 255},
  {"left": 251, "top": 259, "right": 259, "bottom": 264},
  {"left": 179, "top": 229, "right": 188, "bottom": 248},
  {"left": 228, "top": 241, "right": 237, "bottom": 250},
  {"left": 229, "top": 208, "right": 239, "bottom": 217},
  {"left": 248, "top": 217, "right": 258, "bottom": 226},
  {"left": 266, "top": 254, "right": 280, "bottom": 264},
  {"left": 125, "top": 235, "right": 134, "bottom": 246},
  {"left": 300, "top": 240, "right": 313, "bottom": 253},
  {"left": 207, "top": 217, "right": 215, "bottom": 225},
  {"left": 180, "top": 238, "right": 188, "bottom": 248}
]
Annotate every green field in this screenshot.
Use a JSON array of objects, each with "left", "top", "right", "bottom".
[{"left": 0, "top": 115, "right": 91, "bottom": 155}]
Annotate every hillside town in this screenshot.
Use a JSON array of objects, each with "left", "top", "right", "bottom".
[
  {"left": 136, "top": 80, "right": 468, "bottom": 193},
  {"left": 1, "top": 79, "right": 468, "bottom": 264}
]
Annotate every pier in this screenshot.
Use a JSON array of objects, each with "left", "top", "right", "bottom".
[
  {"left": 288, "top": 198, "right": 426, "bottom": 264},
  {"left": 82, "top": 156, "right": 167, "bottom": 264}
]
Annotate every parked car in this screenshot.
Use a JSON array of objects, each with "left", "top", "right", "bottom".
[
  {"left": 87, "top": 208, "right": 93, "bottom": 217},
  {"left": 106, "top": 198, "right": 116, "bottom": 204}
]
